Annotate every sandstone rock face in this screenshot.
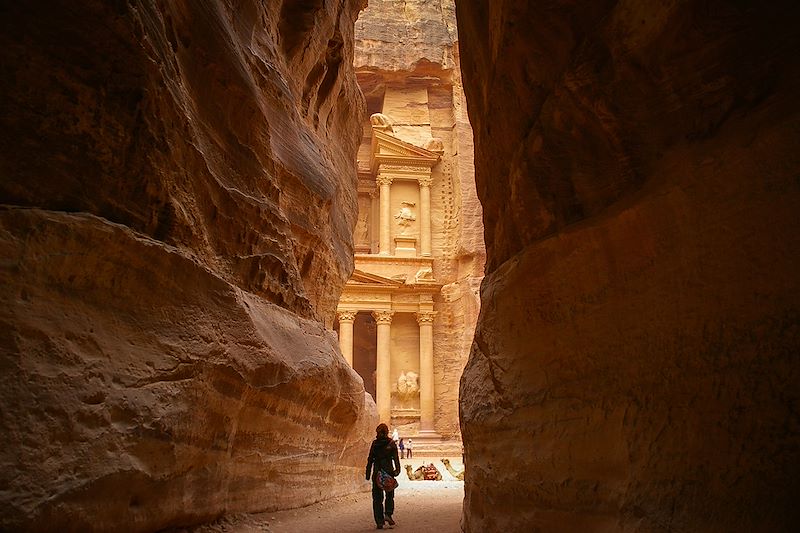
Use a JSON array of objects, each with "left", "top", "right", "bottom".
[
  {"left": 355, "top": 0, "right": 458, "bottom": 73},
  {"left": 354, "top": 0, "right": 484, "bottom": 440},
  {"left": 0, "top": 1, "right": 374, "bottom": 531},
  {"left": 456, "top": 1, "right": 800, "bottom": 531}
]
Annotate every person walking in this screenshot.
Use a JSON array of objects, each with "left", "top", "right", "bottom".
[
  {"left": 366, "top": 423, "right": 401, "bottom": 529},
  {"left": 406, "top": 438, "right": 413, "bottom": 459},
  {"left": 398, "top": 438, "right": 405, "bottom": 459}
]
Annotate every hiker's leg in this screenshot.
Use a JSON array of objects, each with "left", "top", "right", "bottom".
[
  {"left": 385, "top": 489, "right": 395, "bottom": 518},
  {"left": 372, "top": 483, "right": 384, "bottom": 525}
]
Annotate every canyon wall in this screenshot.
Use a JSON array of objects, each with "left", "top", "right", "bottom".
[
  {"left": 354, "top": 0, "right": 483, "bottom": 440},
  {"left": 0, "top": 1, "right": 374, "bottom": 531},
  {"left": 457, "top": 0, "right": 800, "bottom": 531}
]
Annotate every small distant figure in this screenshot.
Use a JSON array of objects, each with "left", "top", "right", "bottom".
[
  {"left": 406, "top": 438, "right": 413, "bottom": 458},
  {"left": 392, "top": 427, "right": 399, "bottom": 443},
  {"left": 366, "top": 423, "right": 401, "bottom": 530},
  {"left": 398, "top": 438, "right": 405, "bottom": 459}
]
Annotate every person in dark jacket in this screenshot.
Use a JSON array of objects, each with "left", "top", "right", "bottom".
[{"left": 365, "top": 423, "right": 401, "bottom": 529}]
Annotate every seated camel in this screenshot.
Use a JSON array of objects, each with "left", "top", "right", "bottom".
[
  {"left": 441, "top": 458, "right": 465, "bottom": 481},
  {"left": 422, "top": 463, "right": 442, "bottom": 481},
  {"left": 404, "top": 464, "right": 425, "bottom": 480}
]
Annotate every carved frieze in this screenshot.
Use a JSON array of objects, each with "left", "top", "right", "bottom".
[
  {"left": 381, "top": 164, "right": 428, "bottom": 173},
  {"left": 339, "top": 294, "right": 391, "bottom": 302}
]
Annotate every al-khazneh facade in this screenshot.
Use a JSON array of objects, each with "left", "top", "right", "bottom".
[{"left": 337, "top": 0, "right": 485, "bottom": 452}]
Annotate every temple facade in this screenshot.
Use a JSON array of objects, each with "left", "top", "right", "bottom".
[
  {"left": 337, "top": 1, "right": 485, "bottom": 451},
  {"left": 337, "top": 127, "right": 444, "bottom": 440}
]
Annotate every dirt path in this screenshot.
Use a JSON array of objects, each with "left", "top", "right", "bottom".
[{"left": 190, "top": 459, "right": 465, "bottom": 533}]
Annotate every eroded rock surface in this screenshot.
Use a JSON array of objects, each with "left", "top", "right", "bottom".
[
  {"left": 457, "top": 1, "right": 800, "bottom": 531},
  {"left": 0, "top": 1, "right": 373, "bottom": 531}
]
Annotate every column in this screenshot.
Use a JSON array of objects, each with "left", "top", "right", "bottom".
[
  {"left": 376, "top": 174, "right": 393, "bottom": 255},
  {"left": 416, "top": 311, "right": 437, "bottom": 434},
  {"left": 419, "top": 175, "right": 432, "bottom": 256},
  {"left": 373, "top": 310, "right": 394, "bottom": 423},
  {"left": 337, "top": 310, "right": 356, "bottom": 366}
]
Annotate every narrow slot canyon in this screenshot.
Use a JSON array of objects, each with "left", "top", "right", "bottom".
[{"left": 1, "top": 1, "right": 799, "bottom": 532}]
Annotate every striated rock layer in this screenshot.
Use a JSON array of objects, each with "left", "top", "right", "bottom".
[
  {"left": 457, "top": 0, "right": 800, "bottom": 531},
  {"left": 0, "top": 1, "right": 374, "bottom": 531}
]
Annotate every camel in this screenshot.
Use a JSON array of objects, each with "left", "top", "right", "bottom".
[
  {"left": 422, "top": 463, "right": 443, "bottom": 481},
  {"left": 404, "top": 464, "right": 425, "bottom": 480},
  {"left": 404, "top": 464, "right": 443, "bottom": 481},
  {"left": 441, "top": 458, "right": 465, "bottom": 481}
]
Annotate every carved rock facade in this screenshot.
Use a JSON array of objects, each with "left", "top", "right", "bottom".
[
  {"left": 0, "top": 1, "right": 374, "bottom": 531},
  {"left": 336, "top": 0, "right": 484, "bottom": 450},
  {"left": 456, "top": 1, "right": 800, "bottom": 531}
]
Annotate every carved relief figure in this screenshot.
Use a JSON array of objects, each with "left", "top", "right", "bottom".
[
  {"left": 395, "top": 371, "right": 419, "bottom": 396},
  {"left": 393, "top": 371, "right": 419, "bottom": 409},
  {"left": 424, "top": 137, "right": 445, "bottom": 154},
  {"left": 354, "top": 211, "right": 369, "bottom": 245},
  {"left": 394, "top": 201, "right": 416, "bottom": 234},
  {"left": 370, "top": 112, "right": 393, "bottom": 132},
  {"left": 415, "top": 267, "right": 434, "bottom": 282}
]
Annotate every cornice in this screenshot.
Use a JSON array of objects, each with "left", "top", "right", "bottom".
[{"left": 354, "top": 253, "right": 434, "bottom": 266}]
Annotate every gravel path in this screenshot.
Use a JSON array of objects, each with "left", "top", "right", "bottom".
[{"left": 189, "top": 458, "right": 465, "bottom": 533}]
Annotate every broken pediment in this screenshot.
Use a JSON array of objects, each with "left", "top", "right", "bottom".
[
  {"left": 347, "top": 269, "right": 404, "bottom": 286},
  {"left": 370, "top": 129, "right": 441, "bottom": 174}
]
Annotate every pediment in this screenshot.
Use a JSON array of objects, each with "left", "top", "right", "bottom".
[
  {"left": 347, "top": 269, "right": 403, "bottom": 286},
  {"left": 370, "top": 130, "right": 441, "bottom": 172}
]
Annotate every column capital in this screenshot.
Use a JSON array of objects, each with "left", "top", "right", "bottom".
[
  {"left": 418, "top": 175, "right": 433, "bottom": 188},
  {"left": 372, "top": 310, "right": 395, "bottom": 325},
  {"left": 376, "top": 174, "right": 394, "bottom": 187},
  {"left": 415, "top": 311, "right": 437, "bottom": 325},
  {"left": 337, "top": 310, "right": 357, "bottom": 323}
]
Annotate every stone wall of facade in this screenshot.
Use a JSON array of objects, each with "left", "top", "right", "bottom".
[
  {"left": 0, "top": 1, "right": 375, "bottom": 531},
  {"left": 352, "top": 0, "right": 484, "bottom": 441},
  {"left": 456, "top": 0, "right": 800, "bottom": 531}
]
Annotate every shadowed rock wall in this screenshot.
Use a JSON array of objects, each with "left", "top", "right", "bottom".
[
  {"left": 456, "top": 0, "right": 800, "bottom": 531},
  {"left": 0, "top": 1, "right": 374, "bottom": 531}
]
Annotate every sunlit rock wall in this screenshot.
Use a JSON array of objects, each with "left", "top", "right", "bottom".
[
  {"left": 0, "top": 1, "right": 374, "bottom": 531},
  {"left": 355, "top": 0, "right": 484, "bottom": 439},
  {"left": 456, "top": 0, "right": 800, "bottom": 531}
]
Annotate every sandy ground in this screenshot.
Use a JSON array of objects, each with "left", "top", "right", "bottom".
[{"left": 187, "top": 457, "right": 465, "bottom": 533}]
